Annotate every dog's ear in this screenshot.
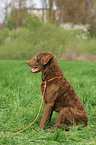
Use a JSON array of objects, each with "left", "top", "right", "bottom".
[{"left": 41, "top": 54, "right": 52, "bottom": 65}]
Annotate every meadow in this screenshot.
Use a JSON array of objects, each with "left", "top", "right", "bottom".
[{"left": 0, "top": 60, "right": 96, "bottom": 144}]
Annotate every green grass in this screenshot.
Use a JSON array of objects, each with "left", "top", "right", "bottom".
[{"left": 0, "top": 60, "right": 96, "bottom": 144}]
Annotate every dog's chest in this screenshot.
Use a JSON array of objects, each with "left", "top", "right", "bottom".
[{"left": 41, "top": 82, "right": 59, "bottom": 103}]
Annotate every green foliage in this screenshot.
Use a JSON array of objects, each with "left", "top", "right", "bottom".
[
  {"left": 0, "top": 28, "right": 9, "bottom": 44},
  {"left": 22, "top": 13, "right": 42, "bottom": 29},
  {"left": 0, "top": 60, "right": 96, "bottom": 144},
  {"left": 6, "top": 9, "right": 42, "bottom": 30},
  {"left": 0, "top": 24, "right": 69, "bottom": 59},
  {"left": 6, "top": 11, "right": 17, "bottom": 30},
  {"left": 0, "top": 21, "right": 96, "bottom": 60},
  {"left": 66, "top": 37, "right": 96, "bottom": 55}
]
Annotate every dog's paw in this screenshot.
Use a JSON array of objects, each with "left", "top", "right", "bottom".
[{"left": 52, "top": 124, "right": 58, "bottom": 130}]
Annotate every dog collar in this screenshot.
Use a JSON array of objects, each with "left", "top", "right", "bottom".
[{"left": 43, "top": 75, "right": 62, "bottom": 88}]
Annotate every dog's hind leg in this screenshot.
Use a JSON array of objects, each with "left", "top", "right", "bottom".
[
  {"left": 52, "top": 107, "right": 88, "bottom": 130},
  {"left": 52, "top": 107, "right": 73, "bottom": 130}
]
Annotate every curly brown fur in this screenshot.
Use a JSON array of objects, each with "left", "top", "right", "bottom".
[{"left": 27, "top": 52, "right": 88, "bottom": 130}]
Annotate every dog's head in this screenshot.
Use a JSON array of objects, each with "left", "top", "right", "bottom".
[{"left": 27, "top": 52, "right": 54, "bottom": 73}]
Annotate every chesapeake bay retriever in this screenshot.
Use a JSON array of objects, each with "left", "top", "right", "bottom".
[{"left": 27, "top": 52, "right": 88, "bottom": 130}]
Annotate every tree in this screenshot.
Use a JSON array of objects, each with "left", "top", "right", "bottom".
[
  {"left": 49, "top": 0, "right": 53, "bottom": 20},
  {"left": 41, "top": 0, "right": 48, "bottom": 22},
  {"left": 9, "top": 0, "right": 32, "bottom": 27},
  {"left": 0, "top": 0, "right": 11, "bottom": 25},
  {"left": 54, "top": 0, "right": 96, "bottom": 35},
  {"left": 16, "top": 0, "right": 27, "bottom": 27},
  {"left": 4, "top": 0, "right": 34, "bottom": 29},
  {"left": 54, "top": 0, "right": 90, "bottom": 24}
]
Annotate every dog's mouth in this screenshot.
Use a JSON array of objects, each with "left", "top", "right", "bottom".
[{"left": 31, "top": 67, "right": 40, "bottom": 73}]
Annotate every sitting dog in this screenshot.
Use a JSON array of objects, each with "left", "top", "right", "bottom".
[{"left": 27, "top": 52, "right": 88, "bottom": 130}]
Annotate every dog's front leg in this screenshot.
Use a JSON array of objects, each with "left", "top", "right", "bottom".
[{"left": 39, "top": 103, "right": 54, "bottom": 129}]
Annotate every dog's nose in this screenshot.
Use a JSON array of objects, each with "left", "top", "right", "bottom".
[{"left": 27, "top": 61, "right": 29, "bottom": 64}]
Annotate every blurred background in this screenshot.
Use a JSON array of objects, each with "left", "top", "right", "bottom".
[{"left": 0, "top": 0, "right": 96, "bottom": 61}]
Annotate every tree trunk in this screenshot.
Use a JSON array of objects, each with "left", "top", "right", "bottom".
[{"left": 49, "top": 0, "right": 53, "bottom": 21}]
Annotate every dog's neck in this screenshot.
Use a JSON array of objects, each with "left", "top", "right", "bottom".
[{"left": 41, "top": 59, "right": 63, "bottom": 82}]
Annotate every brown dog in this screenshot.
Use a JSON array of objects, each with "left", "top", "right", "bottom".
[{"left": 27, "top": 52, "right": 88, "bottom": 130}]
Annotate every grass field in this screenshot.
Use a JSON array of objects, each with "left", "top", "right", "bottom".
[{"left": 0, "top": 60, "right": 96, "bottom": 144}]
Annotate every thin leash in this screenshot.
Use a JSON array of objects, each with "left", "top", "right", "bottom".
[
  {"left": 0, "top": 87, "right": 45, "bottom": 139},
  {"left": 0, "top": 75, "right": 61, "bottom": 139}
]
